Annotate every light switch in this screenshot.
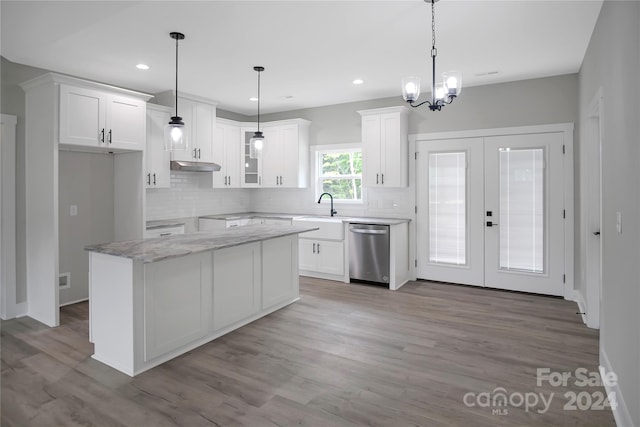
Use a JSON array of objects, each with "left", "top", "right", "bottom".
[
  {"left": 70, "top": 205, "right": 78, "bottom": 216},
  {"left": 616, "top": 211, "right": 622, "bottom": 234}
]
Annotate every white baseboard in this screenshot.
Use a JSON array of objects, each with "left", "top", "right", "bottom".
[
  {"left": 572, "top": 290, "right": 588, "bottom": 326},
  {"left": 600, "top": 348, "right": 634, "bottom": 427},
  {"left": 59, "top": 297, "right": 88, "bottom": 307}
]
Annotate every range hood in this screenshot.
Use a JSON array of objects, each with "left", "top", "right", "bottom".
[{"left": 170, "top": 160, "right": 221, "bottom": 172}]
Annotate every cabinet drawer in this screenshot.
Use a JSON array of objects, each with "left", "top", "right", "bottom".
[{"left": 144, "top": 225, "right": 185, "bottom": 238}]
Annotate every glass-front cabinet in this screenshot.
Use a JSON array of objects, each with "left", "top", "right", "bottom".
[{"left": 241, "top": 127, "right": 262, "bottom": 187}]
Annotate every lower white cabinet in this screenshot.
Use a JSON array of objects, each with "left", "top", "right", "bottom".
[
  {"left": 143, "top": 253, "right": 212, "bottom": 361},
  {"left": 263, "top": 236, "right": 297, "bottom": 309},
  {"left": 212, "top": 243, "right": 261, "bottom": 330},
  {"left": 299, "top": 238, "right": 344, "bottom": 276}
]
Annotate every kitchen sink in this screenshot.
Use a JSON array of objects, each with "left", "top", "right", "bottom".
[
  {"left": 294, "top": 216, "right": 347, "bottom": 223},
  {"left": 292, "top": 217, "right": 346, "bottom": 239}
]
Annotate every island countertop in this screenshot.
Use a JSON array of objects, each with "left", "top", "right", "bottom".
[{"left": 85, "top": 224, "right": 318, "bottom": 263}]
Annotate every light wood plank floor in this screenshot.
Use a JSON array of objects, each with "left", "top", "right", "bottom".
[{"left": 2, "top": 278, "right": 615, "bottom": 426}]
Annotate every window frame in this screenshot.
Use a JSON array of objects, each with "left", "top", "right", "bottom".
[{"left": 312, "top": 143, "right": 364, "bottom": 205}]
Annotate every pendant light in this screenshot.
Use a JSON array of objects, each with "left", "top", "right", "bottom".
[
  {"left": 165, "top": 31, "right": 188, "bottom": 151},
  {"left": 401, "top": 0, "right": 462, "bottom": 111},
  {"left": 249, "top": 66, "right": 265, "bottom": 159}
]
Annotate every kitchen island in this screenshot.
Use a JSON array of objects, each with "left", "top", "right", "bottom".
[{"left": 85, "top": 224, "right": 316, "bottom": 376}]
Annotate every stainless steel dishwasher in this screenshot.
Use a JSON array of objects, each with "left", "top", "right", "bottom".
[{"left": 349, "top": 223, "right": 390, "bottom": 284}]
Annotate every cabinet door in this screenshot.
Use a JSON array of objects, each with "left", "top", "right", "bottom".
[
  {"left": 380, "top": 112, "right": 402, "bottom": 187},
  {"left": 194, "top": 103, "right": 215, "bottom": 162},
  {"left": 146, "top": 107, "right": 171, "bottom": 188},
  {"left": 106, "top": 95, "right": 145, "bottom": 151},
  {"left": 298, "top": 239, "right": 317, "bottom": 271},
  {"left": 280, "top": 124, "right": 300, "bottom": 188},
  {"left": 241, "top": 127, "right": 262, "bottom": 187},
  {"left": 317, "top": 240, "right": 344, "bottom": 275},
  {"left": 361, "top": 114, "right": 382, "bottom": 187},
  {"left": 212, "top": 124, "right": 227, "bottom": 188},
  {"left": 59, "top": 85, "right": 106, "bottom": 147},
  {"left": 224, "top": 124, "right": 241, "bottom": 188},
  {"left": 261, "top": 126, "right": 282, "bottom": 187},
  {"left": 212, "top": 243, "right": 261, "bottom": 330},
  {"left": 143, "top": 253, "right": 212, "bottom": 361},
  {"left": 262, "top": 236, "right": 297, "bottom": 309}
]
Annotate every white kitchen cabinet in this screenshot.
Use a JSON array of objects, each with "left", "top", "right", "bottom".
[
  {"left": 358, "top": 106, "right": 409, "bottom": 188},
  {"left": 59, "top": 84, "right": 146, "bottom": 151},
  {"left": 241, "top": 126, "right": 263, "bottom": 187},
  {"left": 262, "top": 236, "right": 297, "bottom": 309},
  {"left": 298, "top": 238, "right": 344, "bottom": 276},
  {"left": 213, "top": 119, "right": 241, "bottom": 188},
  {"left": 199, "top": 217, "right": 251, "bottom": 231},
  {"left": 212, "top": 242, "right": 261, "bottom": 330},
  {"left": 152, "top": 91, "right": 217, "bottom": 163},
  {"left": 261, "top": 120, "right": 310, "bottom": 188},
  {"left": 143, "top": 252, "right": 212, "bottom": 361},
  {"left": 145, "top": 104, "right": 172, "bottom": 188},
  {"left": 144, "top": 224, "right": 185, "bottom": 238}
]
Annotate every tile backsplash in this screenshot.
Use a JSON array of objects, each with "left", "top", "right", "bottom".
[{"left": 146, "top": 171, "right": 252, "bottom": 221}]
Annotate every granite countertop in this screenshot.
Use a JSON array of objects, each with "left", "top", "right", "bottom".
[
  {"left": 199, "top": 212, "right": 304, "bottom": 221},
  {"left": 199, "top": 212, "right": 410, "bottom": 225},
  {"left": 86, "top": 224, "right": 318, "bottom": 263},
  {"left": 146, "top": 220, "right": 187, "bottom": 230}
]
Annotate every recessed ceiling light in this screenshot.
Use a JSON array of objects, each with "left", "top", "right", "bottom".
[
  {"left": 249, "top": 97, "right": 259, "bottom": 102},
  {"left": 136, "top": 63, "right": 150, "bottom": 70},
  {"left": 353, "top": 79, "right": 364, "bottom": 85}
]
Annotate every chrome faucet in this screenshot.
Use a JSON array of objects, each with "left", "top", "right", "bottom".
[{"left": 317, "top": 192, "right": 337, "bottom": 217}]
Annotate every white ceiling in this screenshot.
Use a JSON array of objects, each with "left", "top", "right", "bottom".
[{"left": 1, "top": 1, "right": 602, "bottom": 115}]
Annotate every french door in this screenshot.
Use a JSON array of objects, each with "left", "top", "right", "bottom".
[{"left": 416, "top": 131, "right": 567, "bottom": 296}]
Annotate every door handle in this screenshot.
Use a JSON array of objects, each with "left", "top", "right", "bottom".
[
  {"left": 198, "top": 148, "right": 201, "bottom": 159},
  {"left": 486, "top": 221, "right": 499, "bottom": 227},
  {"left": 229, "top": 176, "right": 231, "bottom": 186},
  {"left": 108, "top": 129, "right": 112, "bottom": 144},
  {"left": 224, "top": 176, "right": 227, "bottom": 185},
  {"left": 593, "top": 231, "right": 601, "bottom": 236},
  {"left": 147, "top": 173, "right": 151, "bottom": 185},
  {"left": 381, "top": 173, "right": 384, "bottom": 185},
  {"left": 153, "top": 173, "right": 156, "bottom": 185},
  {"left": 312, "top": 243, "right": 316, "bottom": 253},
  {"left": 100, "top": 128, "right": 105, "bottom": 143},
  {"left": 317, "top": 243, "right": 320, "bottom": 254},
  {"left": 376, "top": 173, "right": 379, "bottom": 184}
]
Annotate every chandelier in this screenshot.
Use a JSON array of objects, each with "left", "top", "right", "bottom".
[{"left": 402, "top": 0, "right": 462, "bottom": 111}]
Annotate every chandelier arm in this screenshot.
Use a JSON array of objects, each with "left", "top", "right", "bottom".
[{"left": 408, "top": 99, "right": 434, "bottom": 108}]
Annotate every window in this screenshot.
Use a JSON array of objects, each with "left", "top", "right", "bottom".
[{"left": 315, "top": 145, "right": 363, "bottom": 203}]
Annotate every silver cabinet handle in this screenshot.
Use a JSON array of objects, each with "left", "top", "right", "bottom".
[
  {"left": 198, "top": 148, "right": 201, "bottom": 159},
  {"left": 381, "top": 173, "right": 384, "bottom": 184},
  {"left": 224, "top": 176, "right": 228, "bottom": 185},
  {"left": 376, "top": 173, "right": 379, "bottom": 184},
  {"left": 193, "top": 148, "right": 197, "bottom": 159},
  {"left": 160, "top": 232, "right": 171, "bottom": 236},
  {"left": 147, "top": 173, "right": 151, "bottom": 185},
  {"left": 486, "top": 221, "right": 499, "bottom": 227},
  {"left": 153, "top": 173, "right": 156, "bottom": 185},
  {"left": 312, "top": 243, "right": 316, "bottom": 253},
  {"left": 228, "top": 176, "right": 231, "bottom": 186},
  {"left": 593, "top": 231, "right": 601, "bottom": 236},
  {"left": 317, "top": 243, "right": 320, "bottom": 254},
  {"left": 100, "top": 128, "right": 105, "bottom": 143},
  {"left": 108, "top": 129, "right": 112, "bottom": 144}
]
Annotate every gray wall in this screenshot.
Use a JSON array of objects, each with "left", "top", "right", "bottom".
[
  {"left": 1, "top": 57, "right": 50, "bottom": 303},
  {"left": 578, "top": 2, "right": 640, "bottom": 425},
  {"left": 58, "top": 151, "right": 114, "bottom": 305},
  {"left": 250, "top": 74, "right": 579, "bottom": 220}
]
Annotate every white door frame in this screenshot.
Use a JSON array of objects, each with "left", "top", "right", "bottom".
[
  {"left": 410, "top": 123, "right": 574, "bottom": 299},
  {"left": 584, "top": 89, "right": 603, "bottom": 329}
]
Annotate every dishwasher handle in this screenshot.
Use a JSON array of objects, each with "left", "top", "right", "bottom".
[{"left": 350, "top": 228, "right": 388, "bottom": 235}]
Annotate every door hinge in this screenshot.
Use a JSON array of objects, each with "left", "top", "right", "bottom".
[
  {"left": 563, "top": 274, "right": 566, "bottom": 283},
  {"left": 562, "top": 144, "right": 566, "bottom": 154}
]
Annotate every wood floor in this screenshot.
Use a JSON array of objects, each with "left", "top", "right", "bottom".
[{"left": 2, "top": 278, "right": 615, "bottom": 426}]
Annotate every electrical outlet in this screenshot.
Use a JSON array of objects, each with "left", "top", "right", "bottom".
[{"left": 70, "top": 205, "right": 78, "bottom": 216}]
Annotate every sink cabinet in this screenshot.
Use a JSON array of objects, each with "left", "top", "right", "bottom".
[{"left": 299, "top": 239, "right": 344, "bottom": 276}]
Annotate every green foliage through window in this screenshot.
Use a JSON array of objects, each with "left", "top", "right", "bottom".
[{"left": 318, "top": 150, "right": 362, "bottom": 201}]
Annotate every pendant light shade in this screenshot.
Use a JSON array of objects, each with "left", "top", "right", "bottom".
[
  {"left": 165, "top": 31, "right": 188, "bottom": 151},
  {"left": 249, "top": 66, "right": 265, "bottom": 159}
]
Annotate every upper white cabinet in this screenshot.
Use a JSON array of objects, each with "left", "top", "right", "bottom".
[
  {"left": 261, "top": 120, "right": 310, "bottom": 188},
  {"left": 145, "top": 104, "right": 172, "bottom": 188},
  {"left": 241, "top": 119, "right": 310, "bottom": 188},
  {"left": 59, "top": 84, "right": 146, "bottom": 151},
  {"left": 358, "top": 107, "right": 409, "bottom": 188},
  {"left": 213, "top": 119, "right": 241, "bottom": 188},
  {"left": 152, "top": 91, "right": 217, "bottom": 163}
]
